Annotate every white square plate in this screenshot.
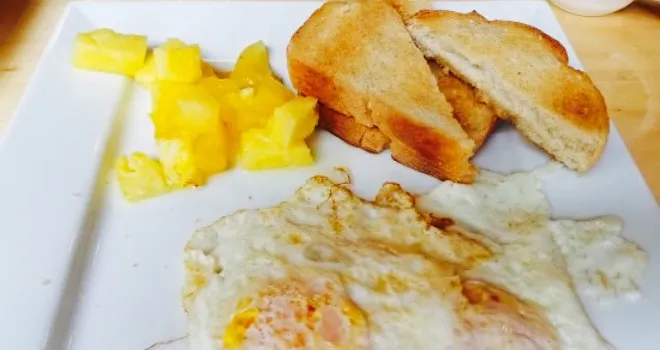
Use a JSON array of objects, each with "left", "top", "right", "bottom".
[{"left": 0, "top": 1, "right": 658, "bottom": 349}]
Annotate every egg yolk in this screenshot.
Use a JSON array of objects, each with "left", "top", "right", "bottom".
[{"left": 221, "top": 280, "right": 367, "bottom": 349}]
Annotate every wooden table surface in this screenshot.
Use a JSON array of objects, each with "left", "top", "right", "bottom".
[{"left": 1, "top": 0, "right": 659, "bottom": 201}]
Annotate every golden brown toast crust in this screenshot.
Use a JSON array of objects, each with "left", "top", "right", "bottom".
[
  {"left": 288, "top": 0, "right": 407, "bottom": 128},
  {"left": 382, "top": 0, "right": 432, "bottom": 19},
  {"left": 317, "top": 100, "right": 479, "bottom": 182},
  {"left": 382, "top": 4, "right": 499, "bottom": 149},
  {"left": 424, "top": 10, "right": 570, "bottom": 64},
  {"left": 430, "top": 62, "right": 498, "bottom": 148},
  {"left": 318, "top": 104, "right": 390, "bottom": 153},
  {"left": 377, "top": 102, "right": 477, "bottom": 182},
  {"left": 317, "top": 62, "right": 498, "bottom": 154},
  {"left": 407, "top": 9, "right": 609, "bottom": 171},
  {"left": 288, "top": 57, "right": 373, "bottom": 126},
  {"left": 317, "top": 99, "right": 489, "bottom": 183},
  {"left": 389, "top": 140, "right": 475, "bottom": 183},
  {"left": 287, "top": 0, "right": 477, "bottom": 183}
]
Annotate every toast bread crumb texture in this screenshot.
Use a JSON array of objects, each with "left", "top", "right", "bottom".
[
  {"left": 318, "top": 104, "right": 390, "bottom": 153},
  {"left": 389, "top": 140, "right": 475, "bottom": 183},
  {"left": 288, "top": 0, "right": 477, "bottom": 182},
  {"left": 318, "top": 102, "right": 479, "bottom": 183},
  {"left": 382, "top": 0, "right": 432, "bottom": 19},
  {"left": 318, "top": 60, "right": 499, "bottom": 154},
  {"left": 429, "top": 61, "right": 499, "bottom": 148},
  {"left": 407, "top": 10, "right": 609, "bottom": 171}
]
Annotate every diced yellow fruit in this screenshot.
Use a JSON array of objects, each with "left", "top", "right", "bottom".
[
  {"left": 137, "top": 59, "right": 215, "bottom": 89},
  {"left": 230, "top": 41, "right": 271, "bottom": 86},
  {"left": 72, "top": 28, "right": 148, "bottom": 76},
  {"left": 194, "top": 126, "right": 230, "bottom": 176},
  {"left": 241, "top": 87, "right": 256, "bottom": 98},
  {"left": 215, "top": 68, "right": 232, "bottom": 79},
  {"left": 136, "top": 39, "right": 188, "bottom": 88},
  {"left": 198, "top": 77, "right": 241, "bottom": 136},
  {"left": 157, "top": 138, "right": 204, "bottom": 187},
  {"left": 136, "top": 45, "right": 213, "bottom": 89},
  {"left": 162, "top": 38, "right": 186, "bottom": 49},
  {"left": 134, "top": 53, "right": 156, "bottom": 88},
  {"left": 154, "top": 38, "right": 202, "bottom": 83},
  {"left": 115, "top": 152, "right": 169, "bottom": 201},
  {"left": 222, "top": 90, "right": 265, "bottom": 136},
  {"left": 269, "top": 96, "right": 319, "bottom": 147},
  {"left": 222, "top": 77, "right": 294, "bottom": 137},
  {"left": 253, "top": 75, "right": 295, "bottom": 111},
  {"left": 151, "top": 82, "right": 220, "bottom": 138},
  {"left": 198, "top": 77, "right": 240, "bottom": 103},
  {"left": 157, "top": 128, "right": 229, "bottom": 188},
  {"left": 239, "top": 128, "right": 313, "bottom": 170},
  {"left": 201, "top": 62, "right": 216, "bottom": 78}
]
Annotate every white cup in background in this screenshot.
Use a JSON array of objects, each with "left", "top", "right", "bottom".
[{"left": 549, "top": 0, "right": 636, "bottom": 16}]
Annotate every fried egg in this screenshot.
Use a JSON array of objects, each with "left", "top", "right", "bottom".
[
  {"left": 183, "top": 175, "right": 561, "bottom": 350},
  {"left": 549, "top": 217, "right": 646, "bottom": 303},
  {"left": 417, "top": 168, "right": 647, "bottom": 349}
]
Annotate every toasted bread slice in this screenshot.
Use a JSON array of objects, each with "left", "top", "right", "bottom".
[
  {"left": 321, "top": 110, "right": 490, "bottom": 182},
  {"left": 406, "top": 10, "right": 610, "bottom": 171},
  {"left": 382, "top": 0, "right": 432, "bottom": 19},
  {"left": 384, "top": 0, "right": 498, "bottom": 148},
  {"left": 389, "top": 139, "right": 459, "bottom": 181},
  {"left": 429, "top": 61, "right": 499, "bottom": 148},
  {"left": 318, "top": 104, "right": 390, "bottom": 153},
  {"left": 319, "top": 61, "right": 498, "bottom": 153},
  {"left": 288, "top": 0, "right": 477, "bottom": 182}
]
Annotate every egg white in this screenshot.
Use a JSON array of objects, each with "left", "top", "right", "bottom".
[
  {"left": 183, "top": 168, "right": 646, "bottom": 350},
  {"left": 184, "top": 175, "right": 563, "bottom": 350},
  {"left": 417, "top": 167, "right": 647, "bottom": 349}
]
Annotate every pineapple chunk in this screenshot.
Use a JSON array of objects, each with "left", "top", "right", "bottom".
[
  {"left": 157, "top": 128, "right": 229, "bottom": 188},
  {"left": 115, "top": 152, "right": 169, "bottom": 201},
  {"left": 224, "top": 77, "right": 294, "bottom": 136},
  {"left": 154, "top": 38, "right": 202, "bottom": 83},
  {"left": 136, "top": 39, "right": 189, "bottom": 88},
  {"left": 239, "top": 128, "right": 313, "bottom": 170},
  {"left": 134, "top": 53, "right": 156, "bottom": 88},
  {"left": 230, "top": 41, "right": 271, "bottom": 86},
  {"left": 222, "top": 89, "right": 265, "bottom": 137},
  {"left": 72, "top": 28, "right": 148, "bottom": 76},
  {"left": 151, "top": 82, "right": 220, "bottom": 138},
  {"left": 136, "top": 55, "right": 214, "bottom": 89},
  {"left": 201, "top": 62, "right": 217, "bottom": 78},
  {"left": 198, "top": 77, "right": 241, "bottom": 131},
  {"left": 253, "top": 76, "right": 295, "bottom": 111},
  {"left": 269, "top": 96, "right": 319, "bottom": 147},
  {"left": 198, "top": 77, "right": 240, "bottom": 103}
]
